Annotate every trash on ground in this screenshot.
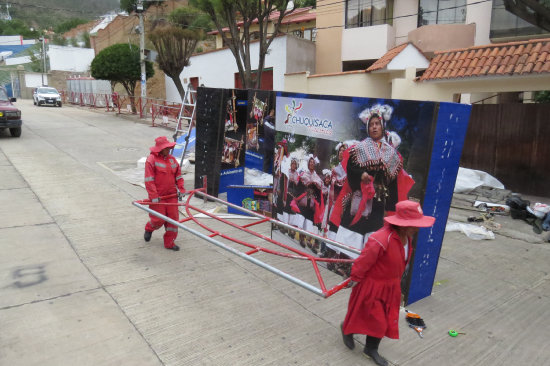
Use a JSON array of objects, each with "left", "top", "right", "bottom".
[
  {"left": 474, "top": 200, "right": 509, "bottom": 214},
  {"left": 529, "top": 203, "right": 550, "bottom": 219},
  {"left": 446, "top": 221, "right": 495, "bottom": 240},
  {"left": 405, "top": 310, "right": 426, "bottom": 338},
  {"left": 448, "top": 329, "right": 466, "bottom": 337}
]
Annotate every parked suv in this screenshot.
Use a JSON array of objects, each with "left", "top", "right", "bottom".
[
  {"left": 33, "top": 86, "right": 62, "bottom": 107},
  {"left": 0, "top": 86, "right": 22, "bottom": 137}
]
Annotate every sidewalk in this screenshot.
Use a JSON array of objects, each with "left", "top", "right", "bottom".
[{"left": 1, "top": 102, "right": 549, "bottom": 366}]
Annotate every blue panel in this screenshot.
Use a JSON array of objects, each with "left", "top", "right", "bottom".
[
  {"left": 172, "top": 129, "right": 196, "bottom": 158},
  {"left": 227, "top": 188, "right": 254, "bottom": 215},
  {"left": 407, "top": 102, "right": 472, "bottom": 304},
  {"left": 245, "top": 150, "right": 264, "bottom": 171},
  {"left": 0, "top": 44, "right": 33, "bottom": 57},
  {"left": 219, "top": 168, "right": 244, "bottom": 194}
]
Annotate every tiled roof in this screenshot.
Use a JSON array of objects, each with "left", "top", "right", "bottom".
[
  {"left": 209, "top": 7, "right": 314, "bottom": 35},
  {"left": 420, "top": 38, "right": 550, "bottom": 81},
  {"left": 366, "top": 43, "right": 409, "bottom": 72}
]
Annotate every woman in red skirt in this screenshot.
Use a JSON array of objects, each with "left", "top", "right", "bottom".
[{"left": 340, "top": 200, "right": 435, "bottom": 366}]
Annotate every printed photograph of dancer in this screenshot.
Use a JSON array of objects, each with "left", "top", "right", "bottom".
[{"left": 273, "top": 95, "right": 437, "bottom": 281}]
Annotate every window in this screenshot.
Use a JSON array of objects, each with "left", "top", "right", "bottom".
[
  {"left": 345, "top": 0, "right": 393, "bottom": 29},
  {"left": 290, "top": 28, "right": 317, "bottom": 42},
  {"left": 418, "top": 0, "right": 466, "bottom": 27},
  {"left": 489, "top": 0, "right": 547, "bottom": 39}
]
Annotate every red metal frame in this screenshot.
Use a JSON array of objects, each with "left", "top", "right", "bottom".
[{"left": 133, "top": 186, "right": 354, "bottom": 298}]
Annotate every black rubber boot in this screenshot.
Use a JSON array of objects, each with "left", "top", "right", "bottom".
[
  {"left": 340, "top": 322, "right": 355, "bottom": 350},
  {"left": 363, "top": 336, "right": 388, "bottom": 366},
  {"left": 144, "top": 231, "right": 152, "bottom": 242}
]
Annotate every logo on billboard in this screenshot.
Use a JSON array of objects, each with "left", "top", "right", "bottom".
[{"left": 284, "top": 99, "right": 333, "bottom": 136}]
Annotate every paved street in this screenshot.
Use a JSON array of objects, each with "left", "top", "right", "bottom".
[{"left": 1, "top": 100, "right": 549, "bottom": 366}]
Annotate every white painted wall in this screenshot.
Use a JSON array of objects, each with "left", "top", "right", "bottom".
[
  {"left": 0, "top": 35, "right": 31, "bottom": 45},
  {"left": 166, "top": 36, "right": 288, "bottom": 102},
  {"left": 466, "top": 0, "right": 493, "bottom": 46},
  {"left": 394, "top": 0, "right": 419, "bottom": 45},
  {"left": 341, "top": 24, "right": 396, "bottom": 61},
  {"left": 48, "top": 45, "right": 95, "bottom": 72},
  {"left": 5, "top": 56, "right": 30, "bottom": 65},
  {"left": 24, "top": 73, "right": 47, "bottom": 88},
  {"left": 386, "top": 44, "right": 429, "bottom": 70}
]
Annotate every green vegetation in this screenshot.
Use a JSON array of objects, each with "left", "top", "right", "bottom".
[
  {"left": 91, "top": 43, "right": 154, "bottom": 112},
  {"left": 24, "top": 43, "right": 49, "bottom": 73},
  {"left": 6, "top": 0, "right": 119, "bottom": 32},
  {"left": 54, "top": 18, "right": 89, "bottom": 34},
  {"left": 0, "top": 19, "right": 39, "bottom": 38}
]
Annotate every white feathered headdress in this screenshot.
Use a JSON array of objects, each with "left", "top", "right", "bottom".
[
  {"left": 306, "top": 154, "right": 320, "bottom": 165},
  {"left": 322, "top": 168, "right": 332, "bottom": 177},
  {"left": 386, "top": 131, "right": 402, "bottom": 148},
  {"left": 358, "top": 104, "right": 394, "bottom": 128}
]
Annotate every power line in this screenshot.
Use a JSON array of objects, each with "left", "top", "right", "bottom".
[{"left": 158, "top": 0, "right": 494, "bottom": 35}]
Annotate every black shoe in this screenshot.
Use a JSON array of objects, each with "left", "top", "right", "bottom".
[
  {"left": 363, "top": 348, "right": 388, "bottom": 366},
  {"left": 166, "top": 245, "right": 180, "bottom": 251},
  {"left": 144, "top": 231, "right": 152, "bottom": 242},
  {"left": 340, "top": 322, "right": 355, "bottom": 350}
]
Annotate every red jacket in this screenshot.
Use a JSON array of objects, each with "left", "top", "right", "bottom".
[
  {"left": 342, "top": 224, "right": 412, "bottom": 339},
  {"left": 144, "top": 152, "right": 184, "bottom": 201}
]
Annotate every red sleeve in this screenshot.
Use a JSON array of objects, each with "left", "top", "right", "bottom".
[
  {"left": 144, "top": 155, "right": 159, "bottom": 200},
  {"left": 350, "top": 238, "right": 384, "bottom": 282},
  {"left": 175, "top": 161, "right": 184, "bottom": 191}
]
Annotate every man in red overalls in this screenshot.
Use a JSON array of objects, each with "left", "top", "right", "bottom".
[{"left": 143, "top": 136, "right": 185, "bottom": 251}]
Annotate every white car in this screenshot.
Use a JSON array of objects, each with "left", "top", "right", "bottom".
[{"left": 33, "top": 87, "right": 62, "bottom": 107}]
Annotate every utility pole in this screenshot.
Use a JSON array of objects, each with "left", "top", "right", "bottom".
[
  {"left": 136, "top": 0, "right": 146, "bottom": 99},
  {"left": 39, "top": 36, "right": 46, "bottom": 86}
]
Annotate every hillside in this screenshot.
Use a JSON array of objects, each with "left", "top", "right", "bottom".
[{"left": 7, "top": 0, "right": 121, "bottom": 30}]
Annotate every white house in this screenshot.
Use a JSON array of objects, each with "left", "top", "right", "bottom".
[{"left": 165, "top": 34, "right": 315, "bottom": 102}]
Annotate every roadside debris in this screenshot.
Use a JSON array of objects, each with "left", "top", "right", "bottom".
[
  {"left": 448, "top": 329, "right": 466, "bottom": 337},
  {"left": 446, "top": 221, "right": 495, "bottom": 240},
  {"left": 474, "top": 200, "right": 509, "bottom": 214},
  {"left": 405, "top": 310, "right": 426, "bottom": 338},
  {"left": 507, "top": 195, "right": 549, "bottom": 235}
]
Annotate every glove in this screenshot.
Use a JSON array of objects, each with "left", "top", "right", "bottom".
[
  {"left": 177, "top": 190, "right": 185, "bottom": 201},
  {"left": 151, "top": 197, "right": 160, "bottom": 203}
]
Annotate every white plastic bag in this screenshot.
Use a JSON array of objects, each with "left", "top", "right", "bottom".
[
  {"left": 454, "top": 167, "right": 505, "bottom": 193},
  {"left": 445, "top": 221, "right": 495, "bottom": 240}
]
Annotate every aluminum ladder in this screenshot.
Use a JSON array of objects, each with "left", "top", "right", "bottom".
[{"left": 173, "top": 84, "right": 197, "bottom": 166}]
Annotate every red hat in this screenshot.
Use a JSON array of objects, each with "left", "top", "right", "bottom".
[
  {"left": 384, "top": 200, "right": 435, "bottom": 227},
  {"left": 150, "top": 136, "right": 176, "bottom": 153}
]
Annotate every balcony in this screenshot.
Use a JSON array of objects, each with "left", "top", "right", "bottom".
[
  {"left": 408, "top": 24, "right": 475, "bottom": 55},
  {"left": 341, "top": 24, "right": 395, "bottom": 62}
]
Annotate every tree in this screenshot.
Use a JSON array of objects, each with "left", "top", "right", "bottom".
[
  {"left": 149, "top": 7, "right": 212, "bottom": 99},
  {"left": 54, "top": 18, "right": 89, "bottom": 34},
  {"left": 0, "top": 19, "right": 39, "bottom": 38},
  {"left": 25, "top": 43, "right": 49, "bottom": 73},
  {"left": 82, "top": 32, "right": 91, "bottom": 48},
  {"left": 190, "top": 0, "right": 299, "bottom": 89},
  {"left": 503, "top": 0, "right": 550, "bottom": 32},
  {"left": 90, "top": 43, "right": 154, "bottom": 112}
]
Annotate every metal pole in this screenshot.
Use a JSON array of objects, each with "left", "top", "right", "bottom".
[
  {"left": 192, "top": 190, "right": 361, "bottom": 255},
  {"left": 138, "top": 0, "right": 146, "bottom": 99},
  {"left": 132, "top": 201, "right": 325, "bottom": 297},
  {"left": 40, "top": 37, "right": 45, "bottom": 86}
]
